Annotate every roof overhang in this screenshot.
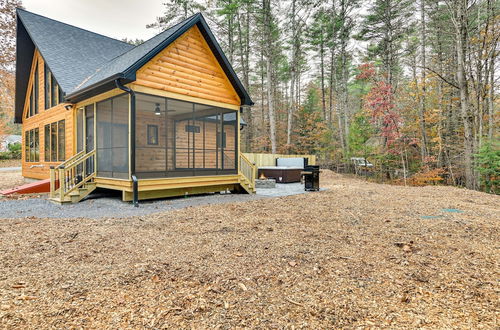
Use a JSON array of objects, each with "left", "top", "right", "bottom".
[{"left": 14, "top": 15, "right": 35, "bottom": 123}]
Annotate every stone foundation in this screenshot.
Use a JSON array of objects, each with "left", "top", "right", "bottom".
[{"left": 255, "top": 179, "right": 276, "bottom": 189}]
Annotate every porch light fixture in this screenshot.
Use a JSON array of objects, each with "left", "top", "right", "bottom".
[
  {"left": 64, "top": 104, "right": 73, "bottom": 111},
  {"left": 154, "top": 103, "right": 161, "bottom": 115}
]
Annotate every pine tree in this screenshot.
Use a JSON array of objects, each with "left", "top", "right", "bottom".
[{"left": 358, "top": 0, "right": 415, "bottom": 88}]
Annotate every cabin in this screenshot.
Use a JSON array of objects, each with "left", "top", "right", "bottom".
[{"left": 15, "top": 9, "right": 256, "bottom": 205}]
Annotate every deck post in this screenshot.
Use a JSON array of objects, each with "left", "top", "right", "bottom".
[
  {"left": 49, "top": 166, "right": 55, "bottom": 198},
  {"left": 58, "top": 167, "right": 65, "bottom": 201}
]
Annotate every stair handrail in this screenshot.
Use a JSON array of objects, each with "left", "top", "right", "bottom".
[
  {"left": 55, "top": 150, "right": 86, "bottom": 170},
  {"left": 50, "top": 150, "right": 96, "bottom": 200},
  {"left": 239, "top": 152, "right": 257, "bottom": 191}
]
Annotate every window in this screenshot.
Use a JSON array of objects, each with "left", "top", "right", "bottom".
[
  {"left": 185, "top": 125, "right": 200, "bottom": 133},
  {"left": 44, "top": 120, "right": 65, "bottom": 161},
  {"left": 147, "top": 125, "right": 159, "bottom": 145},
  {"left": 44, "top": 64, "right": 61, "bottom": 109},
  {"left": 24, "top": 128, "right": 39, "bottom": 162},
  {"left": 27, "top": 63, "right": 39, "bottom": 118},
  {"left": 44, "top": 63, "right": 50, "bottom": 109},
  {"left": 50, "top": 74, "right": 57, "bottom": 107}
]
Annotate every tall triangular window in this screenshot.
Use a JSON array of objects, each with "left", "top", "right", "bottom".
[
  {"left": 27, "top": 62, "right": 39, "bottom": 118},
  {"left": 44, "top": 63, "right": 62, "bottom": 109}
]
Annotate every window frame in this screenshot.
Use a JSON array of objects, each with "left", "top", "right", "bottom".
[
  {"left": 44, "top": 63, "right": 50, "bottom": 109},
  {"left": 44, "top": 64, "right": 61, "bottom": 110},
  {"left": 24, "top": 127, "right": 39, "bottom": 163},
  {"left": 44, "top": 119, "right": 66, "bottom": 162},
  {"left": 27, "top": 62, "right": 39, "bottom": 118},
  {"left": 147, "top": 124, "right": 159, "bottom": 145}
]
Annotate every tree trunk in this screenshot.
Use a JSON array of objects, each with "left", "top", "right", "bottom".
[
  {"left": 419, "top": 0, "right": 429, "bottom": 161},
  {"left": 488, "top": 55, "right": 495, "bottom": 140},
  {"left": 455, "top": 0, "right": 475, "bottom": 189},
  {"left": 288, "top": 72, "right": 294, "bottom": 147},
  {"left": 264, "top": 0, "right": 276, "bottom": 153},
  {"left": 287, "top": 0, "right": 296, "bottom": 147},
  {"left": 320, "top": 34, "right": 327, "bottom": 120}
]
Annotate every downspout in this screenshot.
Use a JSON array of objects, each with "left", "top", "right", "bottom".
[{"left": 115, "top": 79, "right": 138, "bottom": 207}]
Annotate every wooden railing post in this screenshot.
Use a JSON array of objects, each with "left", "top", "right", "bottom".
[
  {"left": 58, "top": 167, "right": 65, "bottom": 201},
  {"left": 83, "top": 157, "right": 86, "bottom": 180},
  {"left": 49, "top": 166, "right": 55, "bottom": 198}
]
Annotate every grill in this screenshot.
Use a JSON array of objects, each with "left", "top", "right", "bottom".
[{"left": 302, "top": 165, "right": 320, "bottom": 191}]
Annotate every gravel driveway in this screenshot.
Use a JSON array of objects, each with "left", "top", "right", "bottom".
[{"left": 0, "top": 183, "right": 315, "bottom": 219}]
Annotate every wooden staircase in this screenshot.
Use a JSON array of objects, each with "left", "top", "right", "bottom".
[
  {"left": 49, "top": 150, "right": 97, "bottom": 203},
  {"left": 239, "top": 153, "right": 257, "bottom": 194}
]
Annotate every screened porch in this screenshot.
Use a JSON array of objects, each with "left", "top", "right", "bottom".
[{"left": 77, "top": 92, "right": 239, "bottom": 181}]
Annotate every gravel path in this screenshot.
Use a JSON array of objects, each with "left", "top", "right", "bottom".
[
  {"left": 0, "top": 183, "right": 314, "bottom": 219},
  {"left": 0, "top": 167, "right": 21, "bottom": 172}
]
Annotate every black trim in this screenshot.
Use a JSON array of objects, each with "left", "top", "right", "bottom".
[
  {"left": 115, "top": 79, "right": 138, "bottom": 207},
  {"left": 14, "top": 15, "right": 35, "bottom": 123}
]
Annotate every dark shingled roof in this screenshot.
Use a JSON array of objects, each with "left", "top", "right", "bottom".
[
  {"left": 17, "top": 9, "right": 134, "bottom": 95},
  {"left": 15, "top": 9, "right": 253, "bottom": 123}
]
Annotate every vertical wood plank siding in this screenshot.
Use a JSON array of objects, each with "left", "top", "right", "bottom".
[{"left": 135, "top": 26, "right": 241, "bottom": 106}]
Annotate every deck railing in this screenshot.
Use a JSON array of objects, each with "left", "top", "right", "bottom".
[
  {"left": 50, "top": 150, "right": 96, "bottom": 200},
  {"left": 239, "top": 152, "right": 257, "bottom": 191}
]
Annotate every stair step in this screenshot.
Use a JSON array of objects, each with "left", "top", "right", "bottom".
[{"left": 49, "top": 196, "right": 72, "bottom": 203}]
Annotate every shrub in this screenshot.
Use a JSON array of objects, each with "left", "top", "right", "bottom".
[
  {"left": 0, "top": 143, "right": 21, "bottom": 160},
  {"left": 9, "top": 143, "right": 22, "bottom": 159},
  {"left": 407, "top": 168, "right": 445, "bottom": 186},
  {"left": 0, "top": 151, "right": 11, "bottom": 160},
  {"left": 475, "top": 141, "right": 499, "bottom": 194},
  {"left": 8, "top": 143, "right": 21, "bottom": 159}
]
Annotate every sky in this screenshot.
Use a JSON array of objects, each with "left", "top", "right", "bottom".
[{"left": 22, "top": 0, "right": 166, "bottom": 42}]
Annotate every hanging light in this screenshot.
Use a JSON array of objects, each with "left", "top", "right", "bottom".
[{"left": 154, "top": 103, "right": 161, "bottom": 116}]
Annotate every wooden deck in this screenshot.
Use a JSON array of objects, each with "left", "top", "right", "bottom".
[{"left": 94, "top": 174, "right": 242, "bottom": 201}]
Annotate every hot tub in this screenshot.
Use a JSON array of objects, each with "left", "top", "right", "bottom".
[{"left": 258, "top": 166, "right": 303, "bottom": 183}]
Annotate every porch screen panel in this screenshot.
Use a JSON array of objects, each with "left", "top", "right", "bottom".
[
  {"left": 170, "top": 99, "right": 195, "bottom": 177},
  {"left": 135, "top": 93, "right": 166, "bottom": 179},
  {"left": 76, "top": 107, "right": 84, "bottom": 153},
  {"left": 193, "top": 106, "right": 221, "bottom": 174},
  {"left": 111, "top": 96, "right": 129, "bottom": 179},
  {"left": 96, "top": 94, "right": 129, "bottom": 179},
  {"left": 222, "top": 111, "right": 237, "bottom": 170}
]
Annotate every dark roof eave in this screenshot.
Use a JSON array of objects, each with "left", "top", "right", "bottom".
[{"left": 64, "top": 73, "right": 127, "bottom": 103}]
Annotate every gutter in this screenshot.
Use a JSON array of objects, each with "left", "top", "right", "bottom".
[
  {"left": 66, "top": 73, "right": 125, "bottom": 103},
  {"left": 115, "top": 79, "right": 139, "bottom": 207}
]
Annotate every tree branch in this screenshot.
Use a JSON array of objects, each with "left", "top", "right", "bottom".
[{"left": 418, "top": 66, "right": 460, "bottom": 89}]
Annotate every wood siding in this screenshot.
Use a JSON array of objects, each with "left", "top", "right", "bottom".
[
  {"left": 22, "top": 50, "right": 75, "bottom": 179},
  {"left": 135, "top": 25, "right": 241, "bottom": 106}
]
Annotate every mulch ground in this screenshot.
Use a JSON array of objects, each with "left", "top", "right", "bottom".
[
  {"left": 0, "top": 171, "right": 498, "bottom": 328},
  {"left": 0, "top": 170, "right": 25, "bottom": 192},
  {"left": 0, "top": 159, "right": 21, "bottom": 168}
]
